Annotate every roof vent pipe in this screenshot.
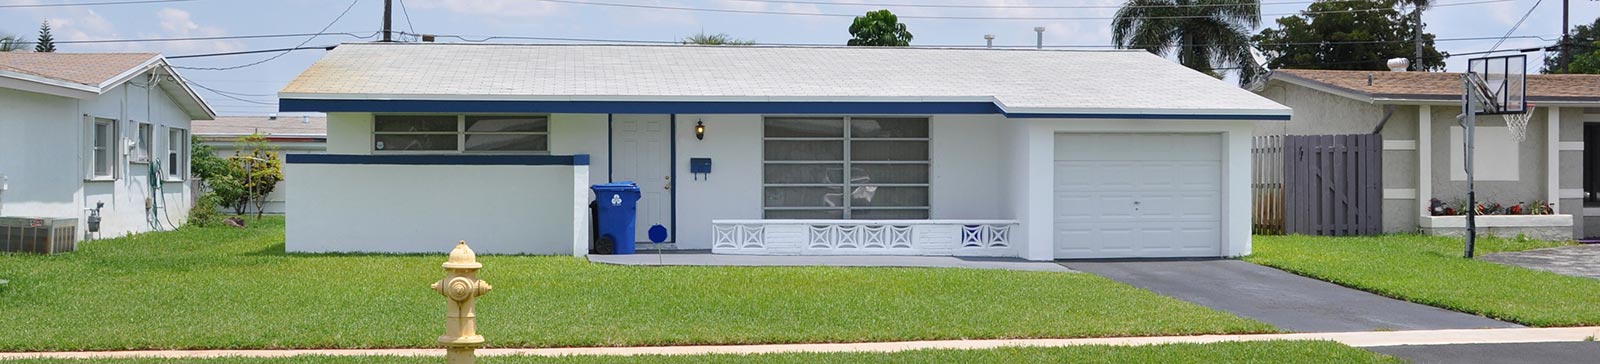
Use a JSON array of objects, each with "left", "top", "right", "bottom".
[
  {"left": 1387, "top": 58, "right": 1410, "bottom": 72},
  {"left": 302, "top": 116, "right": 310, "bottom": 124},
  {"left": 268, "top": 113, "right": 277, "bottom": 120},
  {"left": 1033, "top": 27, "right": 1045, "bottom": 49},
  {"left": 984, "top": 34, "right": 994, "bottom": 49}
]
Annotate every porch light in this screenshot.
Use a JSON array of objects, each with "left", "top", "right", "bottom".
[{"left": 695, "top": 120, "right": 706, "bottom": 140}]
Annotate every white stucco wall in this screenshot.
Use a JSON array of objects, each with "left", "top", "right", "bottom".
[
  {"left": 0, "top": 75, "right": 193, "bottom": 239},
  {"left": 285, "top": 162, "right": 587, "bottom": 254}
]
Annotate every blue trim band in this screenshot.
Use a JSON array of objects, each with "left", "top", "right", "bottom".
[
  {"left": 286, "top": 154, "right": 590, "bottom": 166},
  {"left": 281, "top": 99, "right": 1290, "bottom": 121},
  {"left": 282, "top": 99, "right": 1001, "bottom": 114}
]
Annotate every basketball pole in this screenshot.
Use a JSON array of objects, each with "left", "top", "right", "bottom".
[{"left": 1461, "top": 74, "right": 1479, "bottom": 259}]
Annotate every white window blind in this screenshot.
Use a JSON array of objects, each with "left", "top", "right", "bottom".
[{"left": 762, "top": 117, "right": 930, "bottom": 219}]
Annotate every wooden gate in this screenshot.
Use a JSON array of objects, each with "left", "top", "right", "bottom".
[{"left": 1253, "top": 134, "right": 1382, "bottom": 236}]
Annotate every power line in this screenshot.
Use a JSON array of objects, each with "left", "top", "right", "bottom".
[
  {"left": 168, "top": 46, "right": 337, "bottom": 59},
  {"left": 397, "top": 0, "right": 417, "bottom": 35},
  {"left": 720, "top": 0, "right": 1320, "bottom": 10},
  {"left": 188, "top": 81, "right": 277, "bottom": 105},
  {"left": 1488, "top": 0, "right": 1543, "bottom": 52},
  {"left": 530, "top": 0, "right": 1512, "bottom": 21},
  {"left": 0, "top": 0, "right": 197, "bottom": 8},
  {"left": 404, "top": 31, "right": 1555, "bottom": 49},
  {"left": 172, "top": 0, "right": 362, "bottom": 71},
  {"left": 8, "top": 32, "right": 378, "bottom": 45}
]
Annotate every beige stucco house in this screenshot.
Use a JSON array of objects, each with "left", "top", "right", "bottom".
[{"left": 1258, "top": 68, "right": 1600, "bottom": 239}]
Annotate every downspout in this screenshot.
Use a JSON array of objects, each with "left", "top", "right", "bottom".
[{"left": 1371, "top": 105, "right": 1398, "bottom": 135}]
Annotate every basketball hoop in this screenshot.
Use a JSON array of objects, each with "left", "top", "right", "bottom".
[{"left": 1502, "top": 103, "right": 1535, "bottom": 142}]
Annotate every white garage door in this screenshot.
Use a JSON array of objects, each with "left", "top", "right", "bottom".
[{"left": 1054, "top": 133, "right": 1223, "bottom": 259}]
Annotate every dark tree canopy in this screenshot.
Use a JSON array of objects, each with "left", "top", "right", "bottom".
[
  {"left": 848, "top": 10, "right": 912, "bottom": 46},
  {"left": 1253, "top": 0, "right": 1445, "bottom": 71},
  {"left": 1544, "top": 17, "right": 1600, "bottom": 74},
  {"left": 35, "top": 21, "right": 56, "bottom": 53},
  {"left": 1112, "top": 0, "right": 1264, "bottom": 85}
]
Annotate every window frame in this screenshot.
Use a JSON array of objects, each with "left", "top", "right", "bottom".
[
  {"left": 371, "top": 114, "right": 551, "bottom": 154},
  {"left": 88, "top": 117, "right": 118, "bottom": 181},
  {"left": 760, "top": 115, "right": 932, "bottom": 220},
  {"left": 131, "top": 122, "right": 153, "bottom": 164},
  {"left": 165, "top": 127, "right": 188, "bottom": 182}
]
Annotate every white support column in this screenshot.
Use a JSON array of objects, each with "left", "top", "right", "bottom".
[
  {"left": 1548, "top": 107, "right": 1561, "bottom": 213},
  {"left": 1418, "top": 105, "right": 1432, "bottom": 216}
]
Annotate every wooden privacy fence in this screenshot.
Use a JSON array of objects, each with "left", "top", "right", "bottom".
[{"left": 1253, "top": 134, "right": 1382, "bottom": 236}]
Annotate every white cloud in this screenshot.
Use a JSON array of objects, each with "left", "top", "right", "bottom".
[
  {"left": 408, "top": 0, "right": 563, "bottom": 18},
  {"left": 148, "top": 8, "right": 243, "bottom": 54}
]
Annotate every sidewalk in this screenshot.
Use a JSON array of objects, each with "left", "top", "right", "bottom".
[{"left": 4, "top": 326, "right": 1597, "bottom": 360}]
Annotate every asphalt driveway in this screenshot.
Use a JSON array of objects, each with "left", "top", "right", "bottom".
[
  {"left": 1481, "top": 244, "right": 1600, "bottom": 279},
  {"left": 1061, "top": 260, "right": 1520, "bottom": 332}
]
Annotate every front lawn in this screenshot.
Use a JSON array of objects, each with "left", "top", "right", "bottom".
[
  {"left": 0, "top": 218, "right": 1272, "bottom": 351},
  {"left": 1247, "top": 234, "right": 1600, "bottom": 326},
  {"left": 0, "top": 341, "right": 1399, "bottom": 364}
]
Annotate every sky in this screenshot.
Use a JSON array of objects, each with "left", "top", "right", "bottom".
[{"left": 1, "top": 0, "right": 1594, "bottom": 116}]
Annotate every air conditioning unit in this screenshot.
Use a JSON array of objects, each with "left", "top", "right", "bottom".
[{"left": 0, "top": 217, "right": 78, "bottom": 254}]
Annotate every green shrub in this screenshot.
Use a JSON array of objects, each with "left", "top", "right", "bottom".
[{"left": 186, "top": 192, "right": 223, "bottom": 228}]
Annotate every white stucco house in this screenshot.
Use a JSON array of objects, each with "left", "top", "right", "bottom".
[
  {"left": 193, "top": 115, "right": 327, "bottom": 214},
  {"left": 277, "top": 43, "right": 1290, "bottom": 260},
  {"left": 0, "top": 53, "right": 215, "bottom": 239}
]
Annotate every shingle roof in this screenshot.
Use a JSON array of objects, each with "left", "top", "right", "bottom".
[
  {"left": 192, "top": 116, "right": 326, "bottom": 138},
  {"left": 1273, "top": 69, "right": 1600, "bottom": 103},
  {"left": 282, "top": 43, "right": 1289, "bottom": 115},
  {"left": 0, "top": 52, "right": 160, "bottom": 87}
]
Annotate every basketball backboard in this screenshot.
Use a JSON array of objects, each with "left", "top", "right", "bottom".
[{"left": 1466, "top": 54, "right": 1527, "bottom": 115}]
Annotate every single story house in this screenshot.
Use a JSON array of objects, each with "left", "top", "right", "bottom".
[
  {"left": 0, "top": 53, "right": 214, "bottom": 239},
  {"left": 1258, "top": 68, "right": 1600, "bottom": 239},
  {"left": 192, "top": 115, "right": 327, "bottom": 214},
  {"left": 277, "top": 43, "right": 1291, "bottom": 260}
]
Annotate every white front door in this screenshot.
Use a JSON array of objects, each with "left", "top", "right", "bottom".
[
  {"left": 611, "top": 114, "right": 673, "bottom": 243},
  {"left": 1053, "top": 133, "right": 1223, "bottom": 259}
]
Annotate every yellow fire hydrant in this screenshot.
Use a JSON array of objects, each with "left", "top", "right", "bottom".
[{"left": 431, "top": 241, "right": 492, "bottom": 364}]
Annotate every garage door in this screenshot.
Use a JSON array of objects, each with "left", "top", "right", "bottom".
[{"left": 1054, "top": 133, "right": 1223, "bottom": 259}]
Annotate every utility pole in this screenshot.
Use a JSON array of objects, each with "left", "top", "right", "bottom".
[
  {"left": 382, "top": 0, "right": 393, "bottom": 42},
  {"left": 1561, "top": 0, "right": 1570, "bottom": 73},
  {"left": 1413, "top": 4, "right": 1424, "bottom": 70}
]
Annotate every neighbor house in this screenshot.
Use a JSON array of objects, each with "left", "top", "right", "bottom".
[
  {"left": 192, "top": 115, "right": 327, "bottom": 214},
  {"left": 276, "top": 43, "right": 1291, "bottom": 260},
  {"left": 1258, "top": 67, "right": 1600, "bottom": 239},
  {"left": 0, "top": 53, "right": 215, "bottom": 239}
]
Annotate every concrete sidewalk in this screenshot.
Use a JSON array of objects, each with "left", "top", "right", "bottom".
[
  {"left": 588, "top": 252, "right": 1075, "bottom": 273},
  {"left": 3, "top": 327, "right": 1597, "bottom": 360}
]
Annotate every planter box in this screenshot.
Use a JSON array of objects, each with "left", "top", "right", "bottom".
[
  {"left": 711, "top": 220, "right": 1018, "bottom": 257},
  {"left": 1418, "top": 214, "right": 1573, "bottom": 241}
]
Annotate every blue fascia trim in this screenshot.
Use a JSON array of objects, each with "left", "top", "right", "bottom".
[
  {"left": 281, "top": 99, "right": 1002, "bottom": 114},
  {"left": 281, "top": 98, "right": 1291, "bottom": 121},
  {"left": 286, "top": 154, "right": 590, "bottom": 166}
]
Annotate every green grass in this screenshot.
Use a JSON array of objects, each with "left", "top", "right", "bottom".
[
  {"left": 0, "top": 341, "right": 1399, "bottom": 364},
  {"left": 0, "top": 217, "right": 1272, "bottom": 351},
  {"left": 1246, "top": 234, "right": 1600, "bottom": 327}
]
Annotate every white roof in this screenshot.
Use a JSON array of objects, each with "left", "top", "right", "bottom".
[{"left": 282, "top": 43, "right": 1289, "bottom": 116}]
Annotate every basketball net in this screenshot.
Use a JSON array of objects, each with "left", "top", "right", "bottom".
[{"left": 1502, "top": 104, "right": 1535, "bottom": 142}]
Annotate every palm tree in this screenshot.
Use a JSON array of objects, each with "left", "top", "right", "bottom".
[
  {"left": 0, "top": 34, "right": 26, "bottom": 52},
  {"left": 1112, "top": 0, "right": 1263, "bottom": 84},
  {"left": 682, "top": 32, "right": 756, "bottom": 46}
]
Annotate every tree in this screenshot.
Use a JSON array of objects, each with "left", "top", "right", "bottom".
[
  {"left": 847, "top": 10, "right": 912, "bottom": 46},
  {"left": 1253, "top": 0, "right": 1446, "bottom": 71},
  {"left": 0, "top": 34, "right": 24, "bottom": 52},
  {"left": 1112, "top": 0, "right": 1264, "bottom": 85},
  {"left": 226, "top": 133, "right": 283, "bottom": 218},
  {"left": 34, "top": 21, "right": 55, "bottom": 52},
  {"left": 682, "top": 32, "right": 755, "bottom": 45},
  {"left": 1543, "top": 17, "right": 1600, "bottom": 74}
]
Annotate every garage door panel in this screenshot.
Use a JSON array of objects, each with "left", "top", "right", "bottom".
[{"left": 1054, "top": 133, "right": 1223, "bottom": 259}]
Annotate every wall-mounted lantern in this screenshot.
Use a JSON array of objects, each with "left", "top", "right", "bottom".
[{"left": 695, "top": 120, "right": 706, "bottom": 140}]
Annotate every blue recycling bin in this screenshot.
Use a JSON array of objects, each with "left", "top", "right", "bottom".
[{"left": 591, "top": 182, "right": 642, "bottom": 254}]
